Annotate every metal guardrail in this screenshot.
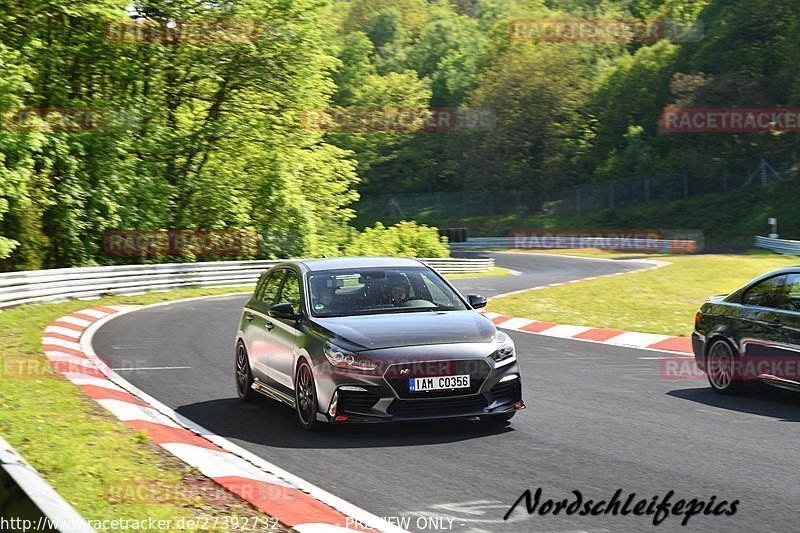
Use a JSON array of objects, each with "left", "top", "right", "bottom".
[
  {"left": 755, "top": 235, "right": 800, "bottom": 255},
  {"left": 449, "top": 236, "right": 698, "bottom": 254},
  {"left": 1, "top": 436, "right": 95, "bottom": 532},
  {"left": 0, "top": 257, "right": 494, "bottom": 310},
  {"left": 421, "top": 257, "right": 494, "bottom": 273}
]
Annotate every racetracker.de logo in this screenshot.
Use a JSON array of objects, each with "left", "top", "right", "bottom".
[
  {"left": 660, "top": 108, "right": 800, "bottom": 133},
  {"left": 104, "top": 19, "right": 259, "bottom": 44},
  {"left": 510, "top": 230, "right": 668, "bottom": 253},
  {"left": 103, "top": 230, "right": 259, "bottom": 255},
  {"left": 0, "top": 108, "right": 103, "bottom": 132},
  {"left": 300, "top": 108, "right": 495, "bottom": 133},
  {"left": 104, "top": 480, "right": 290, "bottom": 505},
  {"left": 509, "top": 18, "right": 703, "bottom": 43},
  {"left": 510, "top": 18, "right": 663, "bottom": 43}
]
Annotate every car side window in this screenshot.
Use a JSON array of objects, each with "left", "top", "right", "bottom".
[
  {"left": 253, "top": 274, "right": 268, "bottom": 300},
  {"left": 777, "top": 274, "right": 800, "bottom": 312},
  {"left": 742, "top": 275, "right": 788, "bottom": 309},
  {"left": 277, "top": 271, "right": 302, "bottom": 312},
  {"left": 259, "top": 271, "right": 284, "bottom": 306}
]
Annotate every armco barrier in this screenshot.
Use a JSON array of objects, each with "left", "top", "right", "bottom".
[
  {"left": 1, "top": 436, "right": 95, "bottom": 532},
  {"left": 0, "top": 257, "right": 494, "bottom": 310},
  {"left": 755, "top": 235, "right": 800, "bottom": 255},
  {"left": 449, "top": 236, "right": 698, "bottom": 253}
]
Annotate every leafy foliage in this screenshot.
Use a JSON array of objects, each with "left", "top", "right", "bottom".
[
  {"left": 344, "top": 221, "right": 449, "bottom": 257},
  {"left": 2, "top": 0, "right": 799, "bottom": 269}
]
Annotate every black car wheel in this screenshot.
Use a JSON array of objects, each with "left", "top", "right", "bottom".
[
  {"left": 235, "top": 342, "right": 257, "bottom": 401},
  {"left": 706, "top": 339, "right": 744, "bottom": 395},
  {"left": 295, "top": 360, "right": 319, "bottom": 430}
]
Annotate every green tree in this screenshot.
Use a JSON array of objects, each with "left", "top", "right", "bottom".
[{"left": 465, "top": 44, "right": 592, "bottom": 192}]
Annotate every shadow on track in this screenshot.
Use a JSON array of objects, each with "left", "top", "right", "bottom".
[
  {"left": 176, "top": 396, "right": 514, "bottom": 449},
  {"left": 667, "top": 385, "right": 800, "bottom": 422}
]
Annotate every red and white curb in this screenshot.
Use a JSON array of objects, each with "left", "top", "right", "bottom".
[
  {"left": 43, "top": 305, "right": 407, "bottom": 533},
  {"left": 483, "top": 256, "right": 692, "bottom": 354},
  {"left": 481, "top": 309, "right": 692, "bottom": 354}
]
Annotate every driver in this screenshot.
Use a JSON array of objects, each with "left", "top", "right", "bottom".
[
  {"left": 312, "top": 276, "right": 339, "bottom": 313},
  {"left": 387, "top": 274, "right": 411, "bottom": 305}
]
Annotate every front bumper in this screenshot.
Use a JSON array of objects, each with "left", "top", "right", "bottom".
[{"left": 312, "top": 347, "right": 524, "bottom": 424}]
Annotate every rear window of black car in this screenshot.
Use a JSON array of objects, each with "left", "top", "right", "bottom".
[{"left": 742, "top": 275, "right": 788, "bottom": 308}]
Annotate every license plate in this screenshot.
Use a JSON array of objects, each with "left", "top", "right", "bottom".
[{"left": 409, "top": 374, "right": 470, "bottom": 392}]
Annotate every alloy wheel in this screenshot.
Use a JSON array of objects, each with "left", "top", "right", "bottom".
[
  {"left": 707, "top": 340, "right": 735, "bottom": 391},
  {"left": 296, "top": 362, "right": 316, "bottom": 427}
]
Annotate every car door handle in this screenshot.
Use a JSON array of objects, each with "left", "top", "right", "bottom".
[
  {"left": 265, "top": 321, "right": 274, "bottom": 331},
  {"left": 769, "top": 319, "right": 784, "bottom": 328},
  {"left": 246, "top": 314, "right": 254, "bottom": 322}
]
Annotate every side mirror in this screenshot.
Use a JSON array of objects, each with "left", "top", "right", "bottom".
[
  {"left": 468, "top": 294, "right": 488, "bottom": 309},
  {"left": 268, "top": 302, "right": 300, "bottom": 321}
]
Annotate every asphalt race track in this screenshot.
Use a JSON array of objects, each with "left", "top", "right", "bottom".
[{"left": 92, "top": 253, "right": 800, "bottom": 533}]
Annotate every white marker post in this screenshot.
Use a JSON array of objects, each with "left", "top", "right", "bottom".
[{"left": 768, "top": 217, "right": 778, "bottom": 239}]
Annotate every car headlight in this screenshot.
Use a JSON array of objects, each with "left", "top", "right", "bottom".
[
  {"left": 324, "top": 341, "right": 379, "bottom": 371},
  {"left": 490, "top": 333, "right": 516, "bottom": 363}
]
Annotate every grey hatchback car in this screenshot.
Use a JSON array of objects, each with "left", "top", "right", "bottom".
[{"left": 235, "top": 257, "right": 524, "bottom": 429}]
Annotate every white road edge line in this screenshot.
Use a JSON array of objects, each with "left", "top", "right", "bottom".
[
  {"left": 80, "top": 296, "right": 409, "bottom": 533},
  {"left": 488, "top": 253, "right": 670, "bottom": 301}
]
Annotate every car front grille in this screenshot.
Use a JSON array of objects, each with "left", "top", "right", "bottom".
[
  {"left": 387, "top": 394, "right": 488, "bottom": 418},
  {"left": 337, "top": 389, "right": 381, "bottom": 415},
  {"left": 384, "top": 359, "right": 492, "bottom": 399},
  {"left": 490, "top": 378, "right": 520, "bottom": 404}
]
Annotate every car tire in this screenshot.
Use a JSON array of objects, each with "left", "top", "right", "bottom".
[
  {"left": 295, "top": 359, "right": 320, "bottom": 431},
  {"left": 235, "top": 341, "right": 257, "bottom": 402},
  {"left": 706, "top": 338, "right": 746, "bottom": 395}
]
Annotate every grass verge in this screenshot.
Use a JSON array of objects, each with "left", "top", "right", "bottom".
[
  {"left": 487, "top": 250, "right": 799, "bottom": 337},
  {"left": 444, "top": 266, "right": 512, "bottom": 279},
  {"left": 0, "top": 285, "right": 278, "bottom": 533},
  {"left": 407, "top": 180, "right": 800, "bottom": 245}
]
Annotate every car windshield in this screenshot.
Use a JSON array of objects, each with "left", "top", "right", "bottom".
[{"left": 307, "top": 267, "right": 468, "bottom": 317}]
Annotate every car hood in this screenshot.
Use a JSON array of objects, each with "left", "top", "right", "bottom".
[{"left": 314, "top": 310, "right": 497, "bottom": 350}]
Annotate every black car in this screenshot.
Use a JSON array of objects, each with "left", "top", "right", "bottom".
[
  {"left": 693, "top": 268, "right": 800, "bottom": 394},
  {"left": 235, "top": 257, "right": 524, "bottom": 429}
]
